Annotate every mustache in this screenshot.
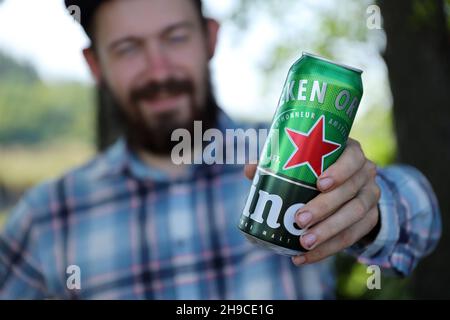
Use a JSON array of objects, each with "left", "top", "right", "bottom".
[{"left": 129, "top": 78, "right": 194, "bottom": 104}]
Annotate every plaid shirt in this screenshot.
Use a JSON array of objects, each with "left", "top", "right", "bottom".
[{"left": 0, "top": 113, "right": 441, "bottom": 299}]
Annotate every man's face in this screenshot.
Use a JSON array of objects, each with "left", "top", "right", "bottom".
[{"left": 89, "top": 0, "right": 217, "bottom": 153}]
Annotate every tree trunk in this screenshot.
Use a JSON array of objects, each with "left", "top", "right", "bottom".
[{"left": 378, "top": 0, "right": 450, "bottom": 299}]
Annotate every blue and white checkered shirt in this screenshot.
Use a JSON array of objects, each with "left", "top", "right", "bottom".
[{"left": 0, "top": 113, "right": 441, "bottom": 299}]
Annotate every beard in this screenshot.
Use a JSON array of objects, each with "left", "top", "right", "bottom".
[{"left": 98, "top": 73, "right": 219, "bottom": 156}]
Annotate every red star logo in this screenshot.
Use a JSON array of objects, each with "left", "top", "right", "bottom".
[{"left": 283, "top": 115, "right": 341, "bottom": 177}]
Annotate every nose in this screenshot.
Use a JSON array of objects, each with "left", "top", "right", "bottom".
[{"left": 142, "top": 41, "right": 172, "bottom": 82}]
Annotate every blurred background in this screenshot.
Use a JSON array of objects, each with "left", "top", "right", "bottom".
[{"left": 0, "top": 0, "right": 449, "bottom": 299}]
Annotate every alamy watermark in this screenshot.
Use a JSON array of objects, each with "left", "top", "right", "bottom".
[
  {"left": 67, "top": 5, "right": 381, "bottom": 37},
  {"left": 366, "top": 5, "right": 382, "bottom": 30},
  {"left": 67, "top": 5, "right": 81, "bottom": 24},
  {"left": 171, "top": 121, "right": 280, "bottom": 166},
  {"left": 366, "top": 265, "right": 381, "bottom": 290},
  {"left": 66, "top": 265, "right": 81, "bottom": 290}
]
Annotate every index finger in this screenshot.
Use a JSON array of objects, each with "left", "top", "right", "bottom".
[
  {"left": 244, "top": 164, "right": 257, "bottom": 180},
  {"left": 317, "top": 138, "right": 366, "bottom": 192}
]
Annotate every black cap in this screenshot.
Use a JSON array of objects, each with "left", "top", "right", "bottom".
[
  {"left": 65, "top": 0, "right": 205, "bottom": 39},
  {"left": 64, "top": 0, "right": 107, "bottom": 36}
]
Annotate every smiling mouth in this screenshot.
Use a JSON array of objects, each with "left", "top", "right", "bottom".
[{"left": 140, "top": 92, "right": 187, "bottom": 113}]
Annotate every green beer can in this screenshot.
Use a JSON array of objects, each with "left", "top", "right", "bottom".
[{"left": 238, "top": 52, "right": 363, "bottom": 256}]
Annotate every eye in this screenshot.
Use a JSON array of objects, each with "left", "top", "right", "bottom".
[
  {"left": 116, "top": 42, "right": 139, "bottom": 56},
  {"left": 167, "top": 31, "right": 190, "bottom": 44}
]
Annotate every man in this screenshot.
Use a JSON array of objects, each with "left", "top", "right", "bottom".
[{"left": 0, "top": 0, "right": 441, "bottom": 299}]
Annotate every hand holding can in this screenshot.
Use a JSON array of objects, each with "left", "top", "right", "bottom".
[{"left": 238, "top": 52, "right": 365, "bottom": 256}]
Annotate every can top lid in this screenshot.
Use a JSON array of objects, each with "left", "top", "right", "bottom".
[{"left": 302, "top": 52, "right": 363, "bottom": 74}]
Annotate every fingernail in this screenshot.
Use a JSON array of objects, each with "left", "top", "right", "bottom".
[
  {"left": 302, "top": 233, "right": 317, "bottom": 249},
  {"left": 318, "top": 177, "right": 333, "bottom": 190},
  {"left": 292, "top": 255, "right": 306, "bottom": 266},
  {"left": 296, "top": 211, "right": 312, "bottom": 228}
]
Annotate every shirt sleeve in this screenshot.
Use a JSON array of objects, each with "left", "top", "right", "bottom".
[
  {"left": 347, "top": 164, "right": 442, "bottom": 276},
  {"left": 0, "top": 189, "right": 48, "bottom": 299}
]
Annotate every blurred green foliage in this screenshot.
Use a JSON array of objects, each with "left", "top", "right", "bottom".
[
  {"left": 336, "top": 255, "right": 412, "bottom": 299},
  {"left": 0, "top": 53, "right": 95, "bottom": 146},
  {"left": 0, "top": 53, "right": 38, "bottom": 84},
  {"left": 0, "top": 51, "right": 95, "bottom": 190},
  {"left": 0, "top": 82, "right": 94, "bottom": 145},
  {"left": 226, "top": 0, "right": 377, "bottom": 81},
  {"left": 350, "top": 107, "right": 397, "bottom": 166},
  {"left": 0, "top": 143, "right": 94, "bottom": 190}
]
